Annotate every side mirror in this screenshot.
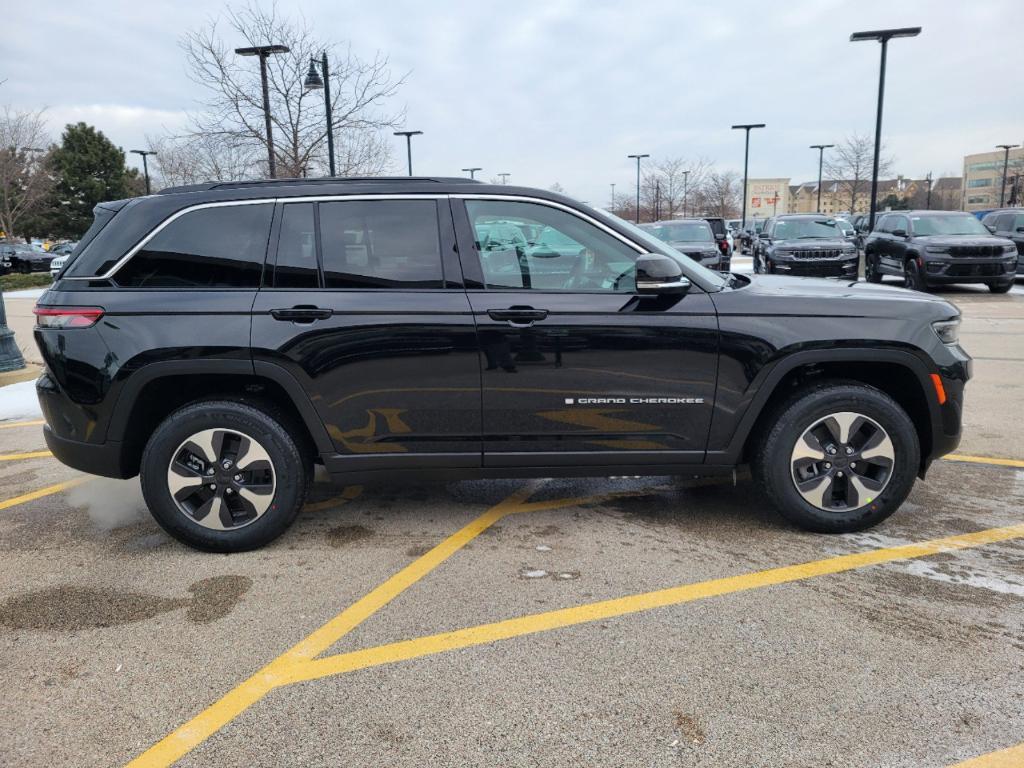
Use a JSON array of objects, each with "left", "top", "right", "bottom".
[
  {"left": 1017, "top": 226, "right": 1024, "bottom": 234},
  {"left": 635, "top": 254, "right": 691, "bottom": 296},
  {"left": 892, "top": 228, "right": 907, "bottom": 238},
  {"left": 985, "top": 224, "right": 997, "bottom": 233}
]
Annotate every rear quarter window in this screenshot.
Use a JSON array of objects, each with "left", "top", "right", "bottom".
[{"left": 114, "top": 203, "right": 273, "bottom": 288}]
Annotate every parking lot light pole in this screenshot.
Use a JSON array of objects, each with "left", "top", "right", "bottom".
[
  {"left": 462, "top": 167, "right": 482, "bottom": 179},
  {"left": 732, "top": 124, "right": 765, "bottom": 229},
  {"left": 130, "top": 149, "right": 157, "bottom": 195},
  {"left": 925, "top": 171, "right": 933, "bottom": 209},
  {"left": 303, "top": 54, "right": 336, "bottom": 177},
  {"left": 682, "top": 170, "right": 690, "bottom": 217},
  {"left": 498, "top": 173, "right": 510, "bottom": 185},
  {"left": 393, "top": 131, "right": 423, "bottom": 176},
  {"left": 627, "top": 154, "right": 649, "bottom": 223},
  {"left": 234, "top": 44, "right": 290, "bottom": 179},
  {"left": 810, "top": 144, "right": 834, "bottom": 213},
  {"left": 996, "top": 144, "right": 1019, "bottom": 206},
  {"left": 610, "top": 182, "right": 616, "bottom": 209},
  {"left": 850, "top": 27, "right": 921, "bottom": 232}
]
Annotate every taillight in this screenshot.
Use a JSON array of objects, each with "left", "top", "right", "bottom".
[
  {"left": 719, "top": 239, "right": 728, "bottom": 254},
  {"left": 33, "top": 306, "right": 105, "bottom": 329}
]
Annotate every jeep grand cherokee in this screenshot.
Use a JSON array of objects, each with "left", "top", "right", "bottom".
[{"left": 35, "top": 177, "right": 970, "bottom": 551}]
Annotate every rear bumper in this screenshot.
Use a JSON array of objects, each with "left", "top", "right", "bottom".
[{"left": 43, "top": 425, "right": 131, "bottom": 479}]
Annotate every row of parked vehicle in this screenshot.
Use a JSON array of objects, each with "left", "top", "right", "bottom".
[
  {"left": 638, "top": 216, "right": 734, "bottom": 271},
  {"left": 727, "top": 208, "right": 1022, "bottom": 292},
  {"left": 0, "top": 241, "right": 76, "bottom": 277}
]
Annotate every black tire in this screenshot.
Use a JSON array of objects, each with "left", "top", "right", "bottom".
[
  {"left": 988, "top": 281, "right": 1013, "bottom": 294},
  {"left": 904, "top": 258, "right": 928, "bottom": 292},
  {"left": 140, "top": 400, "right": 309, "bottom": 552},
  {"left": 864, "top": 253, "right": 882, "bottom": 283},
  {"left": 753, "top": 381, "right": 920, "bottom": 533}
]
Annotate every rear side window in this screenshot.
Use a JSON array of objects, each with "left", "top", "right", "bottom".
[
  {"left": 319, "top": 200, "right": 442, "bottom": 289},
  {"left": 116, "top": 204, "right": 272, "bottom": 288}
]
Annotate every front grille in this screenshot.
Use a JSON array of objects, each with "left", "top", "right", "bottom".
[
  {"left": 790, "top": 249, "right": 843, "bottom": 260},
  {"left": 949, "top": 245, "right": 1004, "bottom": 258},
  {"left": 788, "top": 261, "right": 846, "bottom": 276}
]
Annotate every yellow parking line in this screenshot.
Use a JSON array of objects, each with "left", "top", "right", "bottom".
[
  {"left": 945, "top": 453, "right": 1024, "bottom": 469},
  {"left": 283, "top": 521, "right": 1024, "bottom": 686},
  {"left": 126, "top": 481, "right": 542, "bottom": 768},
  {"left": 0, "top": 419, "right": 45, "bottom": 429},
  {"left": 0, "top": 450, "right": 52, "bottom": 461},
  {"left": 950, "top": 741, "right": 1024, "bottom": 767},
  {"left": 0, "top": 478, "right": 86, "bottom": 511}
]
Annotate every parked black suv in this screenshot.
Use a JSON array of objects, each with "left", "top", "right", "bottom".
[
  {"left": 639, "top": 219, "right": 723, "bottom": 269},
  {"left": 702, "top": 216, "right": 732, "bottom": 268},
  {"left": 35, "top": 178, "right": 969, "bottom": 551},
  {"left": 752, "top": 214, "right": 858, "bottom": 278},
  {"left": 864, "top": 211, "right": 1018, "bottom": 292},
  {"left": 981, "top": 208, "right": 1024, "bottom": 276},
  {"left": 0, "top": 243, "right": 53, "bottom": 274}
]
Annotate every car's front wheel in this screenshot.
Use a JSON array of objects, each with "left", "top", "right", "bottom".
[
  {"left": 140, "top": 400, "right": 309, "bottom": 552},
  {"left": 904, "top": 258, "right": 928, "bottom": 292},
  {"left": 988, "top": 281, "right": 1013, "bottom": 294},
  {"left": 753, "top": 381, "right": 919, "bottom": 533},
  {"left": 865, "top": 253, "right": 882, "bottom": 283}
]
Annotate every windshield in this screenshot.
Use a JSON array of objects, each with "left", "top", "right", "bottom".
[
  {"left": 774, "top": 218, "right": 841, "bottom": 239},
  {"left": 911, "top": 214, "right": 990, "bottom": 236},
  {"left": 649, "top": 221, "right": 714, "bottom": 242},
  {"left": 598, "top": 211, "right": 729, "bottom": 289}
]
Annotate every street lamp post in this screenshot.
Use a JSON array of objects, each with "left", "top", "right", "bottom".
[
  {"left": 462, "top": 167, "right": 482, "bottom": 179},
  {"left": 130, "top": 149, "right": 157, "bottom": 195},
  {"left": 303, "top": 53, "right": 336, "bottom": 176},
  {"left": 810, "top": 144, "right": 834, "bottom": 213},
  {"left": 610, "top": 182, "right": 616, "bottom": 210},
  {"left": 498, "top": 173, "right": 510, "bottom": 185},
  {"left": 235, "top": 44, "right": 290, "bottom": 179},
  {"left": 393, "top": 131, "right": 423, "bottom": 176},
  {"left": 732, "top": 124, "right": 765, "bottom": 229},
  {"left": 682, "top": 170, "right": 690, "bottom": 217},
  {"left": 850, "top": 27, "right": 921, "bottom": 232},
  {"left": 627, "top": 153, "right": 649, "bottom": 223},
  {"left": 925, "top": 171, "right": 933, "bottom": 210},
  {"left": 996, "top": 144, "right": 1020, "bottom": 207}
]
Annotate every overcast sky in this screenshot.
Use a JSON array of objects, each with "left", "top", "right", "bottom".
[{"left": 3, "top": 0, "right": 1022, "bottom": 205}]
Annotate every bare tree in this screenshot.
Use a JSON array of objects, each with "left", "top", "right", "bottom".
[
  {"left": 640, "top": 156, "right": 712, "bottom": 221},
  {"left": 179, "top": 2, "right": 406, "bottom": 179},
  {"left": 698, "top": 170, "right": 741, "bottom": 217},
  {"left": 0, "top": 105, "right": 54, "bottom": 240},
  {"left": 824, "top": 133, "right": 894, "bottom": 214},
  {"left": 148, "top": 133, "right": 258, "bottom": 188}
]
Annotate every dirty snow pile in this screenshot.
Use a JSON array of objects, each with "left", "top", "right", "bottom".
[{"left": 0, "top": 379, "right": 42, "bottom": 421}]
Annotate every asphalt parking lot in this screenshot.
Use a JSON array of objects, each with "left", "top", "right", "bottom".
[{"left": 2, "top": 280, "right": 1023, "bottom": 768}]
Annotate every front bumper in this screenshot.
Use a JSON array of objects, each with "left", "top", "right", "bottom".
[
  {"left": 923, "top": 255, "right": 1016, "bottom": 284},
  {"left": 770, "top": 254, "right": 858, "bottom": 278}
]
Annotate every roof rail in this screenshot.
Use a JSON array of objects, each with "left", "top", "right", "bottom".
[{"left": 157, "top": 176, "right": 482, "bottom": 195}]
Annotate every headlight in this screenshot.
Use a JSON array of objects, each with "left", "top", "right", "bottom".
[
  {"left": 774, "top": 249, "right": 791, "bottom": 257},
  {"left": 842, "top": 246, "right": 856, "bottom": 254},
  {"left": 1004, "top": 244, "right": 1017, "bottom": 254},
  {"left": 932, "top": 318, "right": 960, "bottom": 345},
  {"left": 925, "top": 245, "right": 950, "bottom": 254}
]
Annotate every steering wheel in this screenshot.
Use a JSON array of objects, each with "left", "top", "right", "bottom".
[
  {"left": 611, "top": 264, "right": 636, "bottom": 292},
  {"left": 564, "top": 249, "right": 592, "bottom": 290}
]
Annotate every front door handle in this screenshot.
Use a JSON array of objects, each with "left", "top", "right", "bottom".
[
  {"left": 487, "top": 307, "right": 548, "bottom": 327},
  {"left": 270, "top": 306, "right": 333, "bottom": 323}
]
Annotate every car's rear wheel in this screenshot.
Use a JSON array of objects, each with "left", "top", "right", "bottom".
[
  {"left": 988, "top": 281, "right": 1013, "bottom": 294},
  {"left": 140, "top": 400, "right": 308, "bottom": 552},
  {"left": 865, "top": 253, "right": 882, "bottom": 283},
  {"left": 753, "top": 381, "right": 919, "bottom": 533},
  {"left": 904, "top": 258, "right": 928, "bottom": 292}
]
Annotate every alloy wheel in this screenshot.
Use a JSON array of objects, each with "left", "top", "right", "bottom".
[
  {"left": 166, "top": 428, "right": 276, "bottom": 530},
  {"left": 790, "top": 411, "right": 895, "bottom": 512}
]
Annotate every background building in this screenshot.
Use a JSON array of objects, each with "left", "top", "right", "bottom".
[
  {"left": 745, "top": 178, "right": 791, "bottom": 219},
  {"left": 962, "top": 146, "right": 1024, "bottom": 211},
  {"left": 787, "top": 176, "right": 962, "bottom": 215}
]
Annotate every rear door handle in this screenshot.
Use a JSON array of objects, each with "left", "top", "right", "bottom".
[
  {"left": 270, "top": 306, "right": 333, "bottom": 323},
  {"left": 487, "top": 307, "right": 548, "bottom": 327}
]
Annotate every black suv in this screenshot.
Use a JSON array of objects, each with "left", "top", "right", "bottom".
[
  {"left": 0, "top": 243, "right": 53, "bottom": 274},
  {"left": 752, "top": 214, "right": 858, "bottom": 278},
  {"left": 864, "top": 211, "right": 1018, "bottom": 292},
  {"left": 981, "top": 208, "right": 1024, "bottom": 277},
  {"left": 35, "top": 178, "right": 969, "bottom": 551},
  {"left": 702, "top": 216, "right": 732, "bottom": 269},
  {"left": 639, "top": 219, "right": 723, "bottom": 269}
]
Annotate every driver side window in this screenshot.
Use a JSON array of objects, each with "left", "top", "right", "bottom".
[{"left": 464, "top": 200, "right": 639, "bottom": 292}]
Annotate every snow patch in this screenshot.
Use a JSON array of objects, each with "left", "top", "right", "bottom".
[
  {"left": 0, "top": 379, "right": 42, "bottom": 421},
  {"left": 3, "top": 288, "right": 47, "bottom": 299}
]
